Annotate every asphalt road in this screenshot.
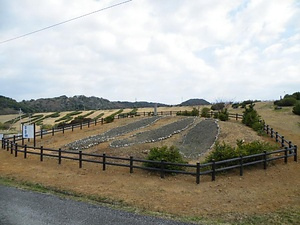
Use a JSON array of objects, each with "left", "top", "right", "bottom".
[{"left": 0, "top": 185, "right": 194, "bottom": 225}]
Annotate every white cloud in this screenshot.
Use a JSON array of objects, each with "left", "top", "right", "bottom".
[{"left": 0, "top": 0, "right": 299, "bottom": 104}]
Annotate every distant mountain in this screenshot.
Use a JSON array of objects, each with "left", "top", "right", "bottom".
[
  {"left": 0, "top": 95, "right": 210, "bottom": 114},
  {"left": 178, "top": 99, "right": 210, "bottom": 106}
]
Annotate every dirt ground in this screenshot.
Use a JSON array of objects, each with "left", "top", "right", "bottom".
[{"left": 1, "top": 111, "right": 299, "bottom": 223}]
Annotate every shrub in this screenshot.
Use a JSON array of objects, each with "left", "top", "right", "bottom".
[
  {"left": 176, "top": 108, "right": 199, "bottom": 116},
  {"left": 104, "top": 115, "right": 114, "bottom": 123},
  {"left": 293, "top": 103, "right": 300, "bottom": 115},
  {"left": 232, "top": 103, "right": 239, "bottom": 109},
  {"left": 104, "top": 109, "right": 123, "bottom": 123},
  {"left": 205, "top": 142, "right": 237, "bottom": 163},
  {"left": 291, "top": 92, "right": 300, "bottom": 100},
  {"left": 275, "top": 97, "right": 297, "bottom": 107},
  {"left": 251, "top": 121, "right": 264, "bottom": 135},
  {"left": 242, "top": 103, "right": 260, "bottom": 127},
  {"left": 211, "top": 103, "right": 225, "bottom": 111},
  {"left": 218, "top": 108, "right": 229, "bottom": 121},
  {"left": 143, "top": 146, "right": 186, "bottom": 171},
  {"left": 201, "top": 107, "right": 211, "bottom": 117},
  {"left": 204, "top": 140, "right": 278, "bottom": 167}
]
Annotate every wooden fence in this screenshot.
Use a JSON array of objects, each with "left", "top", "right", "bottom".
[
  {"left": 1, "top": 111, "right": 297, "bottom": 184},
  {"left": 3, "top": 110, "right": 243, "bottom": 143}
]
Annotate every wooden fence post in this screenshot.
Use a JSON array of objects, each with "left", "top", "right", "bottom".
[
  {"left": 94, "top": 119, "right": 97, "bottom": 126},
  {"left": 270, "top": 128, "right": 274, "bottom": 138},
  {"left": 58, "top": 148, "right": 62, "bottom": 164},
  {"left": 101, "top": 118, "right": 104, "bottom": 125},
  {"left": 281, "top": 136, "right": 285, "bottom": 147},
  {"left": 102, "top": 153, "right": 106, "bottom": 171},
  {"left": 263, "top": 151, "right": 267, "bottom": 170},
  {"left": 284, "top": 147, "right": 288, "bottom": 164},
  {"left": 196, "top": 162, "right": 200, "bottom": 184},
  {"left": 14, "top": 143, "right": 18, "bottom": 157},
  {"left": 6, "top": 140, "right": 9, "bottom": 151},
  {"left": 236, "top": 113, "right": 238, "bottom": 120},
  {"left": 294, "top": 145, "right": 298, "bottom": 162},
  {"left": 212, "top": 159, "right": 216, "bottom": 181},
  {"left": 80, "top": 123, "right": 83, "bottom": 130},
  {"left": 40, "top": 146, "right": 43, "bottom": 162},
  {"left": 266, "top": 125, "right": 269, "bottom": 135},
  {"left": 240, "top": 155, "right": 243, "bottom": 176},
  {"left": 289, "top": 141, "right": 293, "bottom": 154},
  {"left": 62, "top": 125, "right": 65, "bottom": 134},
  {"left": 72, "top": 124, "right": 74, "bottom": 132},
  {"left": 10, "top": 141, "right": 13, "bottom": 154},
  {"left": 79, "top": 151, "right": 82, "bottom": 168},
  {"left": 40, "top": 130, "right": 43, "bottom": 139},
  {"left": 275, "top": 132, "right": 278, "bottom": 142},
  {"left": 24, "top": 145, "right": 27, "bottom": 159},
  {"left": 130, "top": 156, "right": 133, "bottom": 173},
  {"left": 88, "top": 121, "right": 90, "bottom": 128},
  {"left": 52, "top": 127, "right": 54, "bottom": 136},
  {"left": 160, "top": 160, "right": 165, "bottom": 179}
]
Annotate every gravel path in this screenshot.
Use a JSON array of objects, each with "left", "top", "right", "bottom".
[
  {"left": 65, "top": 117, "right": 161, "bottom": 150},
  {"left": 110, "top": 117, "right": 195, "bottom": 148},
  {"left": 178, "top": 119, "right": 219, "bottom": 158},
  {"left": 0, "top": 185, "right": 193, "bottom": 225}
]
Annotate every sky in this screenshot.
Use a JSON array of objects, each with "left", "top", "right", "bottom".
[{"left": 0, "top": 0, "right": 299, "bottom": 105}]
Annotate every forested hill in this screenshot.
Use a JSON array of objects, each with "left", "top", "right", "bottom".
[{"left": 0, "top": 95, "right": 210, "bottom": 114}]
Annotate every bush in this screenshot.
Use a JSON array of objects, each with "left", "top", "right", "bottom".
[
  {"left": 242, "top": 103, "right": 260, "bottom": 127},
  {"left": 143, "top": 146, "right": 186, "bottom": 171},
  {"left": 205, "top": 142, "right": 236, "bottom": 163},
  {"left": 293, "top": 103, "right": 300, "bottom": 115},
  {"left": 204, "top": 140, "right": 277, "bottom": 166},
  {"left": 211, "top": 103, "right": 225, "bottom": 111},
  {"left": 232, "top": 103, "right": 239, "bottom": 109},
  {"left": 218, "top": 108, "right": 229, "bottom": 121},
  {"left": 275, "top": 97, "right": 297, "bottom": 107},
  {"left": 292, "top": 92, "right": 300, "bottom": 100},
  {"left": 104, "top": 115, "right": 114, "bottom": 123},
  {"left": 176, "top": 108, "right": 199, "bottom": 116},
  {"left": 201, "top": 107, "right": 211, "bottom": 118},
  {"left": 251, "top": 121, "right": 264, "bottom": 135}
]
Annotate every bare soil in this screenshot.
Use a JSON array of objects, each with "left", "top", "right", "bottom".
[{"left": 0, "top": 104, "right": 299, "bottom": 223}]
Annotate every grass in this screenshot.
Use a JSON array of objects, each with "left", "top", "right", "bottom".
[{"left": 1, "top": 175, "right": 299, "bottom": 225}]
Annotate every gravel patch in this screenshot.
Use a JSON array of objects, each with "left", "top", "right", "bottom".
[
  {"left": 110, "top": 117, "right": 196, "bottom": 148},
  {"left": 178, "top": 119, "right": 219, "bottom": 158},
  {"left": 65, "top": 116, "right": 161, "bottom": 150}
]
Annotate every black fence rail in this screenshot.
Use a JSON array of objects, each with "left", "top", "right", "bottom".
[
  {"left": 3, "top": 110, "right": 194, "bottom": 143},
  {"left": 3, "top": 110, "right": 243, "bottom": 144},
  {"left": 1, "top": 112, "right": 298, "bottom": 184},
  {"left": 1, "top": 139, "right": 297, "bottom": 185}
]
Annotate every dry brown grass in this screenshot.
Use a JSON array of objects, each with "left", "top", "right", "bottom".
[{"left": 0, "top": 102, "right": 299, "bottom": 224}]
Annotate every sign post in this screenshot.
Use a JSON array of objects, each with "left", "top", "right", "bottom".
[{"left": 23, "top": 124, "right": 36, "bottom": 147}]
